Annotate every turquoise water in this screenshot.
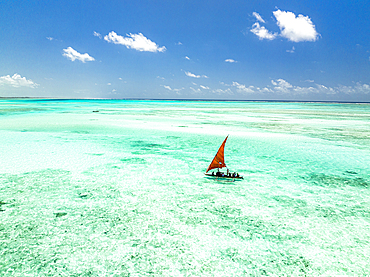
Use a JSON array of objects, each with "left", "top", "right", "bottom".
[{"left": 1, "top": 99, "right": 369, "bottom": 276}]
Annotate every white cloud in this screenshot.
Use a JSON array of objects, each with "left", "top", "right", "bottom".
[
  {"left": 190, "top": 87, "right": 202, "bottom": 94},
  {"left": 200, "top": 85, "right": 210, "bottom": 90},
  {"left": 162, "top": 85, "right": 183, "bottom": 94},
  {"left": 223, "top": 81, "right": 271, "bottom": 95},
  {"left": 221, "top": 79, "right": 370, "bottom": 98},
  {"left": 286, "top": 46, "right": 295, "bottom": 53},
  {"left": 186, "top": 72, "right": 200, "bottom": 78},
  {"left": 225, "top": 59, "right": 237, "bottom": 63},
  {"left": 0, "top": 73, "right": 39, "bottom": 88},
  {"left": 337, "top": 83, "right": 370, "bottom": 95},
  {"left": 63, "top": 47, "right": 95, "bottom": 63},
  {"left": 253, "top": 12, "right": 265, "bottom": 23},
  {"left": 232, "top": 82, "right": 255, "bottom": 93},
  {"left": 185, "top": 71, "right": 208, "bottom": 78},
  {"left": 271, "top": 78, "right": 293, "bottom": 93},
  {"left": 250, "top": 10, "right": 319, "bottom": 43},
  {"left": 93, "top": 31, "right": 102, "bottom": 39},
  {"left": 259, "top": 87, "right": 273, "bottom": 93},
  {"left": 315, "top": 84, "right": 335, "bottom": 95},
  {"left": 185, "top": 56, "right": 190, "bottom": 60},
  {"left": 104, "top": 31, "right": 166, "bottom": 52},
  {"left": 46, "top": 37, "right": 54, "bottom": 41},
  {"left": 270, "top": 78, "right": 334, "bottom": 95},
  {"left": 357, "top": 83, "right": 370, "bottom": 94},
  {"left": 273, "top": 10, "right": 319, "bottom": 42},
  {"left": 211, "top": 88, "right": 233, "bottom": 95},
  {"left": 310, "top": 82, "right": 370, "bottom": 96},
  {"left": 250, "top": 22, "right": 277, "bottom": 40}
]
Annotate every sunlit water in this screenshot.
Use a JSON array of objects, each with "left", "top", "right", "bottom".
[{"left": 1, "top": 99, "right": 369, "bottom": 276}]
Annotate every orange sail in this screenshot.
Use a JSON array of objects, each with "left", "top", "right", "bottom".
[{"left": 206, "top": 135, "right": 228, "bottom": 173}]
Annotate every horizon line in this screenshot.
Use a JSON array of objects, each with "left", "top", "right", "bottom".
[{"left": 0, "top": 97, "right": 369, "bottom": 104}]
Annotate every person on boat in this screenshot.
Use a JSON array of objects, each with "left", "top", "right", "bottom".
[{"left": 216, "top": 169, "right": 221, "bottom": 177}]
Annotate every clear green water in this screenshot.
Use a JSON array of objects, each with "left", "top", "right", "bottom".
[{"left": 1, "top": 99, "right": 369, "bottom": 276}]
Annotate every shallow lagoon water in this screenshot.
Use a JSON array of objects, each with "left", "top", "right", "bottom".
[{"left": 0, "top": 99, "right": 369, "bottom": 276}]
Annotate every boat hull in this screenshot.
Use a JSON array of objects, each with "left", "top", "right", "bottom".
[{"left": 204, "top": 173, "right": 244, "bottom": 179}]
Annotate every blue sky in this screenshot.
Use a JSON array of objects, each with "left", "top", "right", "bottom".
[{"left": 1, "top": 1, "right": 369, "bottom": 101}]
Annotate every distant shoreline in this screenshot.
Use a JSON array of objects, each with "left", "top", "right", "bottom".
[{"left": 0, "top": 97, "right": 369, "bottom": 104}]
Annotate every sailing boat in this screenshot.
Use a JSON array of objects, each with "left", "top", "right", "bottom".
[{"left": 204, "top": 135, "right": 243, "bottom": 179}]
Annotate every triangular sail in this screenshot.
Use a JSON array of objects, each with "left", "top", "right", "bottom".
[{"left": 206, "top": 135, "right": 228, "bottom": 173}]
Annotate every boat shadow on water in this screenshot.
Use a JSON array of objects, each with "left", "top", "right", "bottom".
[{"left": 204, "top": 175, "right": 244, "bottom": 182}]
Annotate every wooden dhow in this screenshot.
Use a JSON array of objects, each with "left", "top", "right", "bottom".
[{"left": 204, "top": 135, "right": 243, "bottom": 179}]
